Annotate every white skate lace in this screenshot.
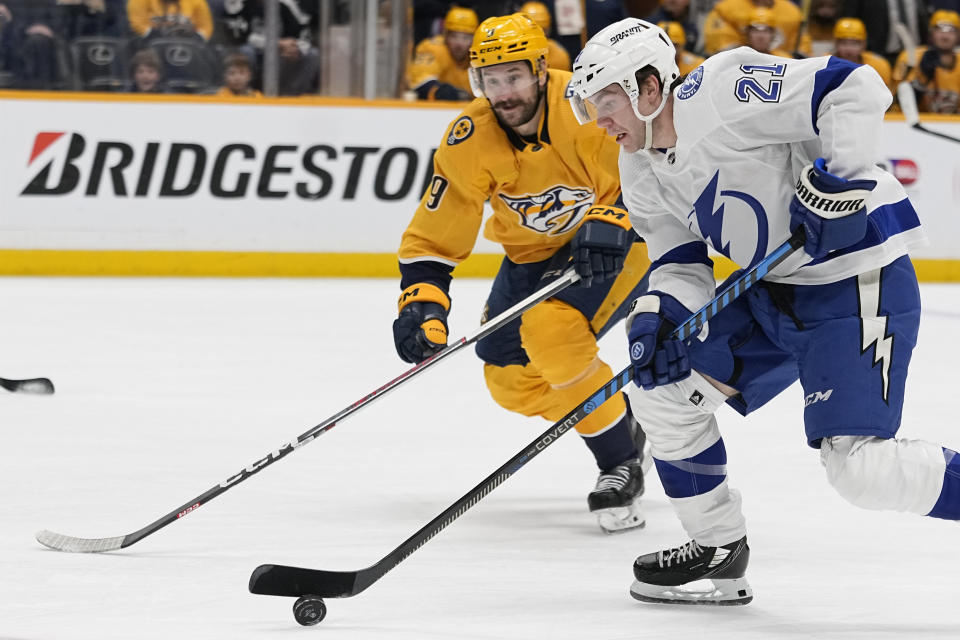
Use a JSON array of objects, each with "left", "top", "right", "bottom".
[
  {"left": 658, "top": 540, "right": 704, "bottom": 567},
  {"left": 594, "top": 464, "right": 631, "bottom": 491}
]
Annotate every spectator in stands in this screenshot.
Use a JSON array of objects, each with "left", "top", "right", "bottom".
[
  {"left": 704, "top": 0, "right": 811, "bottom": 56},
  {"left": 646, "top": 0, "right": 699, "bottom": 53},
  {"left": 897, "top": 9, "right": 960, "bottom": 112},
  {"left": 0, "top": 5, "right": 13, "bottom": 82},
  {"left": 521, "top": 1, "right": 570, "bottom": 70},
  {"left": 841, "top": 0, "right": 930, "bottom": 63},
  {"left": 659, "top": 20, "right": 704, "bottom": 75},
  {"left": 219, "top": 0, "right": 319, "bottom": 96},
  {"left": 742, "top": 7, "right": 795, "bottom": 56},
  {"left": 805, "top": 0, "right": 841, "bottom": 56},
  {"left": 216, "top": 51, "right": 261, "bottom": 97},
  {"left": 413, "top": 0, "right": 450, "bottom": 45},
  {"left": 406, "top": 6, "right": 477, "bottom": 100},
  {"left": 57, "top": 0, "right": 128, "bottom": 40},
  {"left": 0, "top": 0, "right": 65, "bottom": 89},
  {"left": 128, "top": 46, "right": 163, "bottom": 91},
  {"left": 554, "top": 0, "right": 629, "bottom": 61},
  {"left": 127, "top": 0, "right": 213, "bottom": 41},
  {"left": 832, "top": 17, "right": 894, "bottom": 94}
]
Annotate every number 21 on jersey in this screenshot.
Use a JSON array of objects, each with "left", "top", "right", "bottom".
[{"left": 735, "top": 63, "right": 786, "bottom": 103}]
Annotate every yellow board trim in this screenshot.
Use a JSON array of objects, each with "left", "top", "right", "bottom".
[
  {"left": 0, "top": 249, "right": 504, "bottom": 277},
  {"left": 0, "top": 249, "right": 957, "bottom": 281}
]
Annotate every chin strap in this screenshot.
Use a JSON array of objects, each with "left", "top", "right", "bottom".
[{"left": 634, "top": 87, "right": 671, "bottom": 151}]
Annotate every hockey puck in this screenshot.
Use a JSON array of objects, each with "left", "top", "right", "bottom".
[{"left": 292, "top": 595, "right": 327, "bottom": 626}]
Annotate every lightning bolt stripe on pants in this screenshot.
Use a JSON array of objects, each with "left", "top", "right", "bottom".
[{"left": 857, "top": 268, "right": 895, "bottom": 403}]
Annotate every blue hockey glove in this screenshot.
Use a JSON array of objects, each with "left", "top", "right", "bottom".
[
  {"left": 627, "top": 293, "right": 692, "bottom": 391},
  {"left": 393, "top": 283, "right": 450, "bottom": 363},
  {"left": 789, "top": 158, "right": 877, "bottom": 260},
  {"left": 570, "top": 205, "right": 633, "bottom": 287}
]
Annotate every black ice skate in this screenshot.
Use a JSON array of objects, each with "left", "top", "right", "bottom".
[
  {"left": 588, "top": 458, "right": 645, "bottom": 533},
  {"left": 630, "top": 536, "right": 752, "bottom": 606}
]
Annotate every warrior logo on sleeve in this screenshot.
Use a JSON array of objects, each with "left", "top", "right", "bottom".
[{"left": 499, "top": 185, "right": 594, "bottom": 236}]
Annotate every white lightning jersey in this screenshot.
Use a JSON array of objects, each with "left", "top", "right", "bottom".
[{"left": 620, "top": 48, "right": 927, "bottom": 314}]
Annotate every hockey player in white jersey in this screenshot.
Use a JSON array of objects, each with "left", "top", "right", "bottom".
[{"left": 568, "top": 18, "right": 960, "bottom": 605}]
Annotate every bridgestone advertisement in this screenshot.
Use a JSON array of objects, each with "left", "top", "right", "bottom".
[{"left": 0, "top": 95, "right": 957, "bottom": 267}]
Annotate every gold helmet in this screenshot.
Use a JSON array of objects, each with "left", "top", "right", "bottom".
[
  {"left": 468, "top": 13, "right": 549, "bottom": 97},
  {"left": 444, "top": 6, "right": 479, "bottom": 34},
  {"left": 747, "top": 7, "right": 776, "bottom": 29},
  {"left": 833, "top": 17, "right": 866, "bottom": 41},
  {"left": 657, "top": 20, "right": 687, "bottom": 48},
  {"left": 929, "top": 9, "right": 960, "bottom": 30},
  {"left": 521, "top": 1, "right": 552, "bottom": 34}
]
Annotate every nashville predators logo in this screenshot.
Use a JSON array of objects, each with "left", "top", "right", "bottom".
[
  {"left": 499, "top": 185, "right": 595, "bottom": 236},
  {"left": 447, "top": 116, "right": 474, "bottom": 145}
]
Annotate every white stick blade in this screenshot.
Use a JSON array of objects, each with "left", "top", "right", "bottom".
[{"left": 36, "top": 529, "right": 124, "bottom": 553}]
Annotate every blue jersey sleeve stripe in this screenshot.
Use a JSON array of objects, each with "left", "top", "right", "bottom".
[
  {"left": 649, "top": 241, "right": 713, "bottom": 273},
  {"left": 810, "top": 56, "right": 859, "bottom": 135},
  {"left": 807, "top": 197, "right": 921, "bottom": 265}
]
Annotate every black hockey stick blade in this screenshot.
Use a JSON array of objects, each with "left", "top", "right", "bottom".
[
  {"left": 248, "top": 230, "right": 805, "bottom": 602},
  {"left": 0, "top": 376, "right": 55, "bottom": 394},
  {"left": 250, "top": 564, "right": 364, "bottom": 598}
]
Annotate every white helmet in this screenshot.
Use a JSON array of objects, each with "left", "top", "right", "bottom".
[{"left": 568, "top": 19, "right": 678, "bottom": 150}]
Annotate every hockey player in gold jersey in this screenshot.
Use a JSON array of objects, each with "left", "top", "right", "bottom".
[
  {"left": 406, "top": 7, "right": 478, "bottom": 101},
  {"left": 659, "top": 21, "right": 705, "bottom": 77},
  {"left": 394, "top": 14, "right": 652, "bottom": 533},
  {"left": 704, "top": 0, "right": 811, "bottom": 56},
  {"left": 894, "top": 10, "right": 960, "bottom": 114},
  {"left": 520, "top": 1, "right": 572, "bottom": 71},
  {"left": 832, "top": 18, "right": 893, "bottom": 96}
]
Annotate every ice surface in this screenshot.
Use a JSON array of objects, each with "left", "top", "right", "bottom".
[{"left": 1, "top": 277, "right": 958, "bottom": 639}]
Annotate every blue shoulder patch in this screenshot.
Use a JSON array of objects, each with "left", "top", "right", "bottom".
[
  {"left": 676, "top": 66, "right": 704, "bottom": 100},
  {"left": 447, "top": 116, "right": 474, "bottom": 145}
]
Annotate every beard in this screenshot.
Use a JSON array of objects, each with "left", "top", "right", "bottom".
[{"left": 491, "top": 83, "right": 544, "bottom": 128}]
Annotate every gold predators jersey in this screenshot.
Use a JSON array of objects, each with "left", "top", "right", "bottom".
[
  {"left": 677, "top": 51, "right": 706, "bottom": 76},
  {"left": 399, "top": 69, "right": 621, "bottom": 267},
  {"left": 547, "top": 39, "right": 572, "bottom": 71},
  {"left": 406, "top": 35, "right": 472, "bottom": 95},
  {"left": 704, "top": 0, "right": 811, "bottom": 56},
  {"left": 894, "top": 46, "right": 960, "bottom": 113},
  {"left": 859, "top": 51, "right": 894, "bottom": 95}
]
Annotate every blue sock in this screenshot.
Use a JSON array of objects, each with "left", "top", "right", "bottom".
[{"left": 581, "top": 414, "right": 637, "bottom": 471}]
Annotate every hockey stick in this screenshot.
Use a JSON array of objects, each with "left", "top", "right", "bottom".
[
  {"left": 897, "top": 81, "right": 960, "bottom": 144},
  {"left": 792, "top": 0, "right": 813, "bottom": 56},
  {"left": 35, "top": 269, "right": 580, "bottom": 553},
  {"left": 0, "top": 376, "right": 54, "bottom": 394},
  {"left": 893, "top": 22, "right": 917, "bottom": 78},
  {"left": 248, "top": 229, "right": 807, "bottom": 624}
]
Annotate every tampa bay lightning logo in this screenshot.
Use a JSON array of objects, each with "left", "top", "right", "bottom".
[
  {"left": 689, "top": 170, "right": 769, "bottom": 268},
  {"left": 630, "top": 342, "right": 645, "bottom": 361},
  {"left": 500, "top": 185, "right": 594, "bottom": 236},
  {"left": 677, "top": 65, "right": 703, "bottom": 100}
]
